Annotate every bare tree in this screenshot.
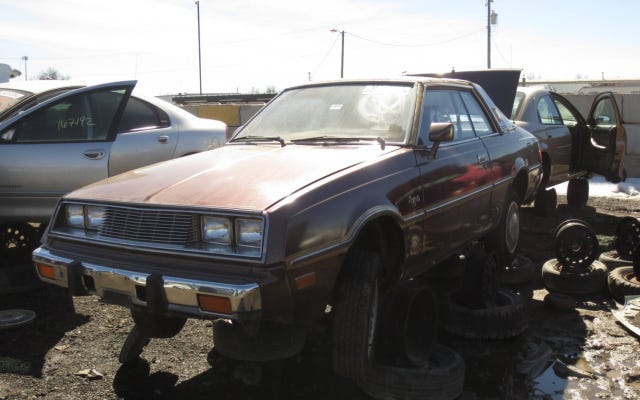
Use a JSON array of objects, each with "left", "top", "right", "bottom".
[{"left": 35, "top": 67, "right": 70, "bottom": 80}]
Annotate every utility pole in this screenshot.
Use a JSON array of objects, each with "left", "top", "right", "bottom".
[
  {"left": 196, "top": 1, "right": 202, "bottom": 94},
  {"left": 487, "top": 1, "right": 498, "bottom": 69},
  {"left": 487, "top": 1, "right": 492, "bottom": 69},
  {"left": 22, "top": 56, "right": 28, "bottom": 81}
]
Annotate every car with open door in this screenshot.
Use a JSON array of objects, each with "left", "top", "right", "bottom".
[
  {"left": 0, "top": 80, "right": 226, "bottom": 265},
  {"left": 511, "top": 86, "right": 626, "bottom": 211}
]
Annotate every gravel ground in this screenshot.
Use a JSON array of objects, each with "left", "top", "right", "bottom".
[{"left": 1, "top": 195, "right": 639, "bottom": 400}]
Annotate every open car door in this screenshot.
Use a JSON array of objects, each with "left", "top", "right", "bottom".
[{"left": 581, "top": 92, "right": 626, "bottom": 182}]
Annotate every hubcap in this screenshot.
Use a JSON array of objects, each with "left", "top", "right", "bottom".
[{"left": 505, "top": 201, "right": 520, "bottom": 254}]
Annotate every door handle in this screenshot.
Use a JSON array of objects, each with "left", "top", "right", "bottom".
[
  {"left": 477, "top": 154, "right": 489, "bottom": 164},
  {"left": 83, "top": 149, "right": 106, "bottom": 160},
  {"left": 158, "top": 135, "right": 169, "bottom": 143}
]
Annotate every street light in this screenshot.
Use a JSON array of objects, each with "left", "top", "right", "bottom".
[
  {"left": 195, "top": 1, "right": 202, "bottom": 94},
  {"left": 21, "top": 56, "right": 28, "bottom": 81},
  {"left": 330, "top": 29, "right": 345, "bottom": 78}
]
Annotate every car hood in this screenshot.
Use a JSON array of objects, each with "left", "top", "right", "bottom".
[{"left": 67, "top": 144, "right": 396, "bottom": 211}]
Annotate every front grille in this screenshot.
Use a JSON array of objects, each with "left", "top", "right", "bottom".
[{"left": 99, "top": 207, "right": 198, "bottom": 245}]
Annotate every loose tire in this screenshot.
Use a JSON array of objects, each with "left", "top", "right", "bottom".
[
  {"left": 212, "top": 320, "right": 306, "bottom": 362},
  {"left": 541, "top": 258, "right": 607, "bottom": 295},
  {"left": 598, "top": 250, "right": 632, "bottom": 270},
  {"left": 486, "top": 190, "right": 521, "bottom": 267},
  {"left": 358, "top": 344, "right": 465, "bottom": 400},
  {"left": 543, "top": 292, "right": 577, "bottom": 311},
  {"left": 333, "top": 251, "right": 462, "bottom": 400},
  {"left": 608, "top": 266, "right": 640, "bottom": 303},
  {"left": 534, "top": 188, "right": 557, "bottom": 217},
  {"left": 567, "top": 178, "right": 589, "bottom": 209},
  {"left": 0, "top": 223, "right": 39, "bottom": 263},
  {"left": 441, "top": 288, "right": 527, "bottom": 339},
  {"left": 615, "top": 217, "right": 640, "bottom": 260},
  {"left": 500, "top": 254, "right": 534, "bottom": 286},
  {"left": 377, "top": 283, "right": 438, "bottom": 367}
]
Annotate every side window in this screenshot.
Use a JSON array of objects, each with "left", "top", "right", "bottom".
[
  {"left": 537, "top": 96, "right": 562, "bottom": 125},
  {"left": 5, "top": 88, "right": 126, "bottom": 143},
  {"left": 459, "top": 92, "right": 493, "bottom": 136},
  {"left": 418, "top": 89, "right": 477, "bottom": 144},
  {"left": 511, "top": 92, "right": 525, "bottom": 119},
  {"left": 553, "top": 99, "right": 579, "bottom": 127},
  {"left": 592, "top": 97, "right": 617, "bottom": 126},
  {"left": 118, "top": 97, "right": 170, "bottom": 133}
]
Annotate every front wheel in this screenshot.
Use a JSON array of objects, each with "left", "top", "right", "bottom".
[{"left": 331, "top": 250, "right": 382, "bottom": 379}]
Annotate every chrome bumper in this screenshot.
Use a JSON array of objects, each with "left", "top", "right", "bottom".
[{"left": 32, "top": 246, "right": 262, "bottom": 320}]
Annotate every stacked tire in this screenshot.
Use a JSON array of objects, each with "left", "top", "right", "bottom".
[
  {"left": 605, "top": 217, "right": 640, "bottom": 303},
  {"left": 332, "top": 250, "right": 465, "bottom": 400},
  {"left": 541, "top": 219, "right": 606, "bottom": 296}
]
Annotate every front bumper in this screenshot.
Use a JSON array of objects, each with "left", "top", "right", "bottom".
[{"left": 32, "top": 246, "right": 262, "bottom": 322}]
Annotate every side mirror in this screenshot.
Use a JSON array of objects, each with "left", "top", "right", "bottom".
[
  {"left": 427, "top": 122, "right": 454, "bottom": 159},
  {"left": 428, "top": 122, "right": 454, "bottom": 142},
  {"left": 595, "top": 115, "right": 611, "bottom": 125}
]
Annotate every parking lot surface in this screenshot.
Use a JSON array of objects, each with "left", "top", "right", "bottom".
[{"left": 1, "top": 195, "right": 639, "bottom": 399}]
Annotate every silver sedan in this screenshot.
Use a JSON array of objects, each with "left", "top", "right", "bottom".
[{"left": 0, "top": 80, "right": 226, "bottom": 254}]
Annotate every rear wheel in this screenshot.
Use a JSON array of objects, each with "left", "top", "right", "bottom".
[{"left": 486, "top": 190, "right": 520, "bottom": 267}]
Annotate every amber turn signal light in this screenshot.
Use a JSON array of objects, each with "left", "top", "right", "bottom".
[
  {"left": 36, "top": 263, "right": 56, "bottom": 280},
  {"left": 197, "top": 294, "right": 232, "bottom": 314}
]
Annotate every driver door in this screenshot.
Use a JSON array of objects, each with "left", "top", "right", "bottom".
[{"left": 581, "top": 92, "right": 626, "bottom": 182}]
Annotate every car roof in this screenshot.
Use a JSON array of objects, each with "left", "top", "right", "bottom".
[
  {"left": 284, "top": 77, "right": 476, "bottom": 90},
  {"left": 0, "top": 79, "right": 83, "bottom": 94}
]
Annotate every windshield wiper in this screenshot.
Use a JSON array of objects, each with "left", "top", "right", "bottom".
[
  {"left": 231, "top": 135, "right": 286, "bottom": 147},
  {"left": 291, "top": 136, "right": 386, "bottom": 150}
]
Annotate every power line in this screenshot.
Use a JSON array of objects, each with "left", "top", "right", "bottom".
[
  {"left": 311, "top": 34, "right": 340, "bottom": 79},
  {"left": 347, "top": 28, "right": 485, "bottom": 48}
]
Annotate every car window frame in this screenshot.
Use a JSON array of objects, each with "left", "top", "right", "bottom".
[
  {"left": 0, "top": 82, "right": 135, "bottom": 145},
  {"left": 117, "top": 96, "right": 171, "bottom": 134}
]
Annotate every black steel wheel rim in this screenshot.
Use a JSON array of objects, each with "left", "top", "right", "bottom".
[
  {"left": 1, "top": 223, "right": 37, "bottom": 256},
  {"left": 555, "top": 222, "right": 599, "bottom": 269},
  {"left": 616, "top": 217, "right": 640, "bottom": 260}
]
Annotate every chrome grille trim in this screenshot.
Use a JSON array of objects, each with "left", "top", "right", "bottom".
[{"left": 99, "top": 208, "right": 197, "bottom": 244}]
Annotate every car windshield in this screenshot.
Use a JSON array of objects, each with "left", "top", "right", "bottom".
[
  {"left": 0, "top": 89, "right": 31, "bottom": 114},
  {"left": 234, "top": 83, "right": 416, "bottom": 143}
]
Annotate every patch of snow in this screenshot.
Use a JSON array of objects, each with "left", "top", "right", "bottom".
[{"left": 552, "top": 176, "right": 640, "bottom": 198}]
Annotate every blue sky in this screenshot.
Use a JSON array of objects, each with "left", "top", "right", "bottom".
[{"left": 1, "top": 0, "right": 638, "bottom": 95}]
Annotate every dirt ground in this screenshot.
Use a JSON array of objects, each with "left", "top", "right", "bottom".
[{"left": 1, "top": 195, "right": 639, "bottom": 400}]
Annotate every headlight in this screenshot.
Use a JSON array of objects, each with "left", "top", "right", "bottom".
[
  {"left": 202, "top": 216, "right": 231, "bottom": 245},
  {"left": 236, "top": 218, "right": 263, "bottom": 248},
  {"left": 66, "top": 204, "right": 85, "bottom": 228},
  {"left": 85, "top": 206, "right": 106, "bottom": 230}
]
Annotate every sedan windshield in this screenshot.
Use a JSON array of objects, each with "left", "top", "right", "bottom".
[
  {"left": 234, "top": 83, "right": 416, "bottom": 143},
  {"left": 0, "top": 89, "right": 31, "bottom": 114}
]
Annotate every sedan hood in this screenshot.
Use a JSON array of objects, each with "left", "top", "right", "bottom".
[{"left": 67, "top": 144, "right": 395, "bottom": 211}]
